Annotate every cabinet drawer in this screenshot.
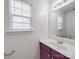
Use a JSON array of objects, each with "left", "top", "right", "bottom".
[{"left": 40, "top": 42, "right": 50, "bottom": 53}]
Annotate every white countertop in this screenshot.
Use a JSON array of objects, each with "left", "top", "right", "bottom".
[{"left": 40, "top": 38, "right": 75, "bottom": 59}]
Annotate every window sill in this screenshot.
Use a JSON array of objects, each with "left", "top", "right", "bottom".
[{"left": 5, "top": 29, "right": 34, "bottom": 33}]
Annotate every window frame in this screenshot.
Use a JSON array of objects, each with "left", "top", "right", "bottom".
[{"left": 9, "top": 0, "right": 33, "bottom": 32}]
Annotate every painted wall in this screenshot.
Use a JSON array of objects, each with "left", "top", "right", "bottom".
[
  {"left": 66, "top": 10, "right": 75, "bottom": 39},
  {"left": 4, "top": 0, "right": 49, "bottom": 59}
]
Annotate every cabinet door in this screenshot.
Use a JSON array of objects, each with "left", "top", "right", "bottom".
[
  {"left": 40, "top": 42, "right": 50, "bottom": 53},
  {"left": 51, "top": 56, "right": 69, "bottom": 59},
  {"left": 51, "top": 49, "right": 70, "bottom": 59},
  {"left": 40, "top": 49, "right": 50, "bottom": 59},
  {"left": 51, "top": 53, "right": 70, "bottom": 59},
  {"left": 40, "top": 42, "right": 50, "bottom": 59}
]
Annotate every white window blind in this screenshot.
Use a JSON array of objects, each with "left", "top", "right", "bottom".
[{"left": 10, "top": 0, "right": 32, "bottom": 31}]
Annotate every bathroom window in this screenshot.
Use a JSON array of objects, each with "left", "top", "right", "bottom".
[{"left": 9, "top": 0, "right": 32, "bottom": 31}]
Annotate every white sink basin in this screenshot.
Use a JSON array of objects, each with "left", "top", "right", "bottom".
[{"left": 47, "top": 40, "right": 73, "bottom": 52}]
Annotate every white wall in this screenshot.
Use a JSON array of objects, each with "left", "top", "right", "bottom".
[
  {"left": 66, "top": 10, "right": 75, "bottom": 39},
  {"left": 4, "top": 0, "right": 49, "bottom": 59}
]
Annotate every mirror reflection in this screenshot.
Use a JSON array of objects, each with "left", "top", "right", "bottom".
[{"left": 49, "top": 0, "right": 75, "bottom": 39}]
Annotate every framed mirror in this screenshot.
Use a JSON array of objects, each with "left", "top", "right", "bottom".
[{"left": 49, "top": 0, "right": 75, "bottom": 40}]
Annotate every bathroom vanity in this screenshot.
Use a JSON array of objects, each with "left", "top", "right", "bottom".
[
  {"left": 40, "top": 38, "right": 75, "bottom": 59},
  {"left": 40, "top": 42, "right": 69, "bottom": 59}
]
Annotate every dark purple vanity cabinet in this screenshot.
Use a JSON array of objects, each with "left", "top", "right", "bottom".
[
  {"left": 40, "top": 49, "right": 50, "bottom": 59},
  {"left": 51, "top": 49, "right": 69, "bottom": 59},
  {"left": 40, "top": 42, "right": 70, "bottom": 59},
  {"left": 40, "top": 42, "right": 51, "bottom": 59}
]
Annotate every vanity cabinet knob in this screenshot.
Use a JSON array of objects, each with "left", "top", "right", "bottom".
[
  {"left": 47, "top": 54, "right": 50, "bottom": 57},
  {"left": 52, "top": 57, "right": 54, "bottom": 59}
]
